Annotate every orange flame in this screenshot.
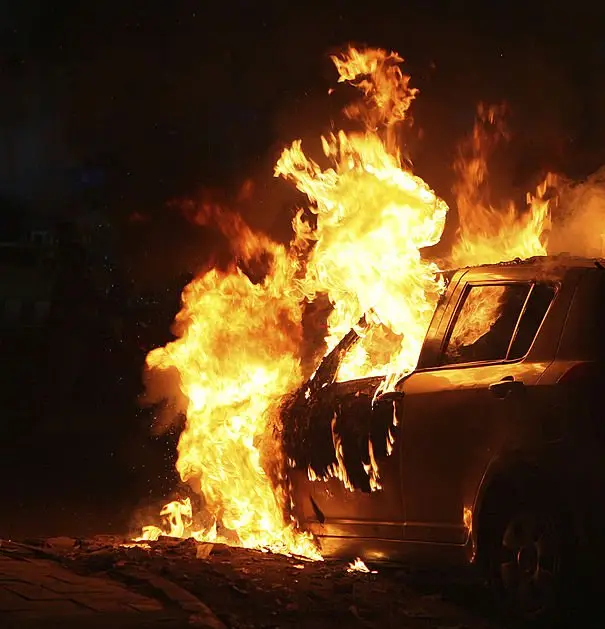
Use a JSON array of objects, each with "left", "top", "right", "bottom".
[
  {"left": 463, "top": 506, "right": 473, "bottom": 534},
  {"left": 451, "top": 104, "right": 557, "bottom": 267},
  {"left": 347, "top": 557, "right": 377, "bottom": 573},
  {"left": 276, "top": 47, "right": 448, "bottom": 390},
  {"left": 445, "top": 106, "right": 559, "bottom": 350},
  {"left": 138, "top": 47, "right": 559, "bottom": 559},
  {"left": 137, "top": 212, "right": 319, "bottom": 557},
  {"left": 445, "top": 285, "right": 506, "bottom": 358}
]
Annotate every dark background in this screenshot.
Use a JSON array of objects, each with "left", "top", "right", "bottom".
[
  {"left": 4, "top": 1, "right": 605, "bottom": 247},
  {"left": 1, "top": 0, "right": 604, "bottom": 538}
]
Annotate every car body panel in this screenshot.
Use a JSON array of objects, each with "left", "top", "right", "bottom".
[
  {"left": 294, "top": 375, "right": 405, "bottom": 541},
  {"left": 285, "top": 256, "right": 605, "bottom": 564}
]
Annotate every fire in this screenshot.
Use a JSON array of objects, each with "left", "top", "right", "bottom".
[
  {"left": 451, "top": 103, "right": 556, "bottom": 267},
  {"left": 138, "top": 46, "right": 559, "bottom": 558},
  {"left": 138, "top": 498, "right": 196, "bottom": 541},
  {"left": 276, "top": 47, "right": 448, "bottom": 390},
  {"left": 463, "top": 506, "right": 473, "bottom": 534},
  {"left": 347, "top": 557, "right": 377, "bottom": 573},
  {"left": 137, "top": 214, "right": 319, "bottom": 558},
  {"left": 444, "top": 105, "right": 559, "bottom": 351},
  {"left": 445, "top": 285, "right": 506, "bottom": 357}
]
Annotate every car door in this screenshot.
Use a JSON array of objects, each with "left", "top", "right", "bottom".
[
  {"left": 398, "top": 275, "right": 559, "bottom": 545},
  {"left": 287, "top": 272, "right": 462, "bottom": 544},
  {"left": 292, "top": 373, "right": 406, "bottom": 541}
]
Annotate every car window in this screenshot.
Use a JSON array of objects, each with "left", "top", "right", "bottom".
[
  {"left": 441, "top": 284, "right": 531, "bottom": 366},
  {"left": 508, "top": 283, "right": 556, "bottom": 360},
  {"left": 441, "top": 282, "right": 556, "bottom": 366}
]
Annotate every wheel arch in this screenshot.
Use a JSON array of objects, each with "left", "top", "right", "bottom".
[{"left": 471, "top": 454, "right": 578, "bottom": 565}]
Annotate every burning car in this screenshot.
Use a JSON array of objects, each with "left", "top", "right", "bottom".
[
  {"left": 283, "top": 254, "right": 605, "bottom": 624},
  {"left": 135, "top": 46, "right": 603, "bottom": 627}
]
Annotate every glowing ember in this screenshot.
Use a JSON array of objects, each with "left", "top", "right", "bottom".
[
  {"left": 463, "top": 506, "right": 473, "bottom": 534},
  {"left": 137, "top": 46, "right": 558, "bottom": 560},
  {"left": 347, "top": 557, "right": 377, "bottom": 573},
  {"left": 121, "top": 542, "right": 152, "bottom": 550}
]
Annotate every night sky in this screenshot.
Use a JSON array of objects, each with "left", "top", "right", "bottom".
[{"left": 2, "top": 0, "right": 604, "bottom": 281}]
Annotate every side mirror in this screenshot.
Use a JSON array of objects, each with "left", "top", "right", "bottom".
[{"left": 373, "top": 390, "right": 405, "bottom": 407}]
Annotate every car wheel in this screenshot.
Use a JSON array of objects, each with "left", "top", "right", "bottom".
[{"left": 484, "top": 502, "right": 570, "bottom": 627}]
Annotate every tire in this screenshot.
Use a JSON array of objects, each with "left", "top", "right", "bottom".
[{"left": 481, "top": 496, "right": 572, "bottom": 627}]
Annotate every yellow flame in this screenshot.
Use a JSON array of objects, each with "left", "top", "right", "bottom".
[
  {"left": 347, "top": 557, "right": 377, "bottom": 573},
  {"left": 463, "top": 506, "right": 473, "bottom": 534},
  {"left": 138, "top": 47, "right": 557, "bottom": 560},
  {"left": 137, "top": 224, "right": 320, "bottom": 558},
  {"left": 276, "top": 47, "right": 448, "bottom": 390}
]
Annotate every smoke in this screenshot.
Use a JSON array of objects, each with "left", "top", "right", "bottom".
[
  {"left": 140, "top": 365, "right": 188, "bottom": 436},
  {"left": 549, "top": 167, "right": 605, "bottom": 258}
]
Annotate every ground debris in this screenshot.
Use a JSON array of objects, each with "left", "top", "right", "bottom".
[
  {"left": 43, "top": 535, "right": 78, "bottom": 552},
  {"left": 20, "top": 535, "right": 504, "bottom": 629},
  {"left": 349, "top": 604, "right": 360, "bottom": 618},
  {"left": 197, "top": 542, "right": 214, "bottom": 558},
  {"left": 230, "top": 583, "right": 248, "bottom": 597}
]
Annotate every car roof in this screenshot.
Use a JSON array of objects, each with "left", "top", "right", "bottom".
[{"left": 441, "top": 254, "right": 605, "bottom": 276}]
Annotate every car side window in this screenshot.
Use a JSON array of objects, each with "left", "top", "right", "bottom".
[
  {"left": 440, "top": 282, "right": 556, "bottom": 367},
  {"left": 441, "top": 284, "right": 531, "bottom": 366},
  {"left": 507, "top": 283, "right": 556, "bottom": 360}
]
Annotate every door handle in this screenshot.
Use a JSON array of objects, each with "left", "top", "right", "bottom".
[{"left": 488, "top": 376, "right": 525, "bottom": 399}]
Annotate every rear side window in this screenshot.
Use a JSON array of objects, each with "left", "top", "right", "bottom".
[
  {"left": 441, "top": 282, "right": 555, "bottom": 366},
  {"left": 508, "top": 283, "right": 556, "bottom": 360}
]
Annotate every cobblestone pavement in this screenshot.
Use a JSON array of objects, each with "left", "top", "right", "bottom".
[
  {"left": 0, "top": 540, "right": 223, "bottom": 628},
  {"left": 21, "top": 536, "right": 505, "bottom": 629},
  {"left": 4, "top": 536, "right": 602, "bottom": 629}
]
